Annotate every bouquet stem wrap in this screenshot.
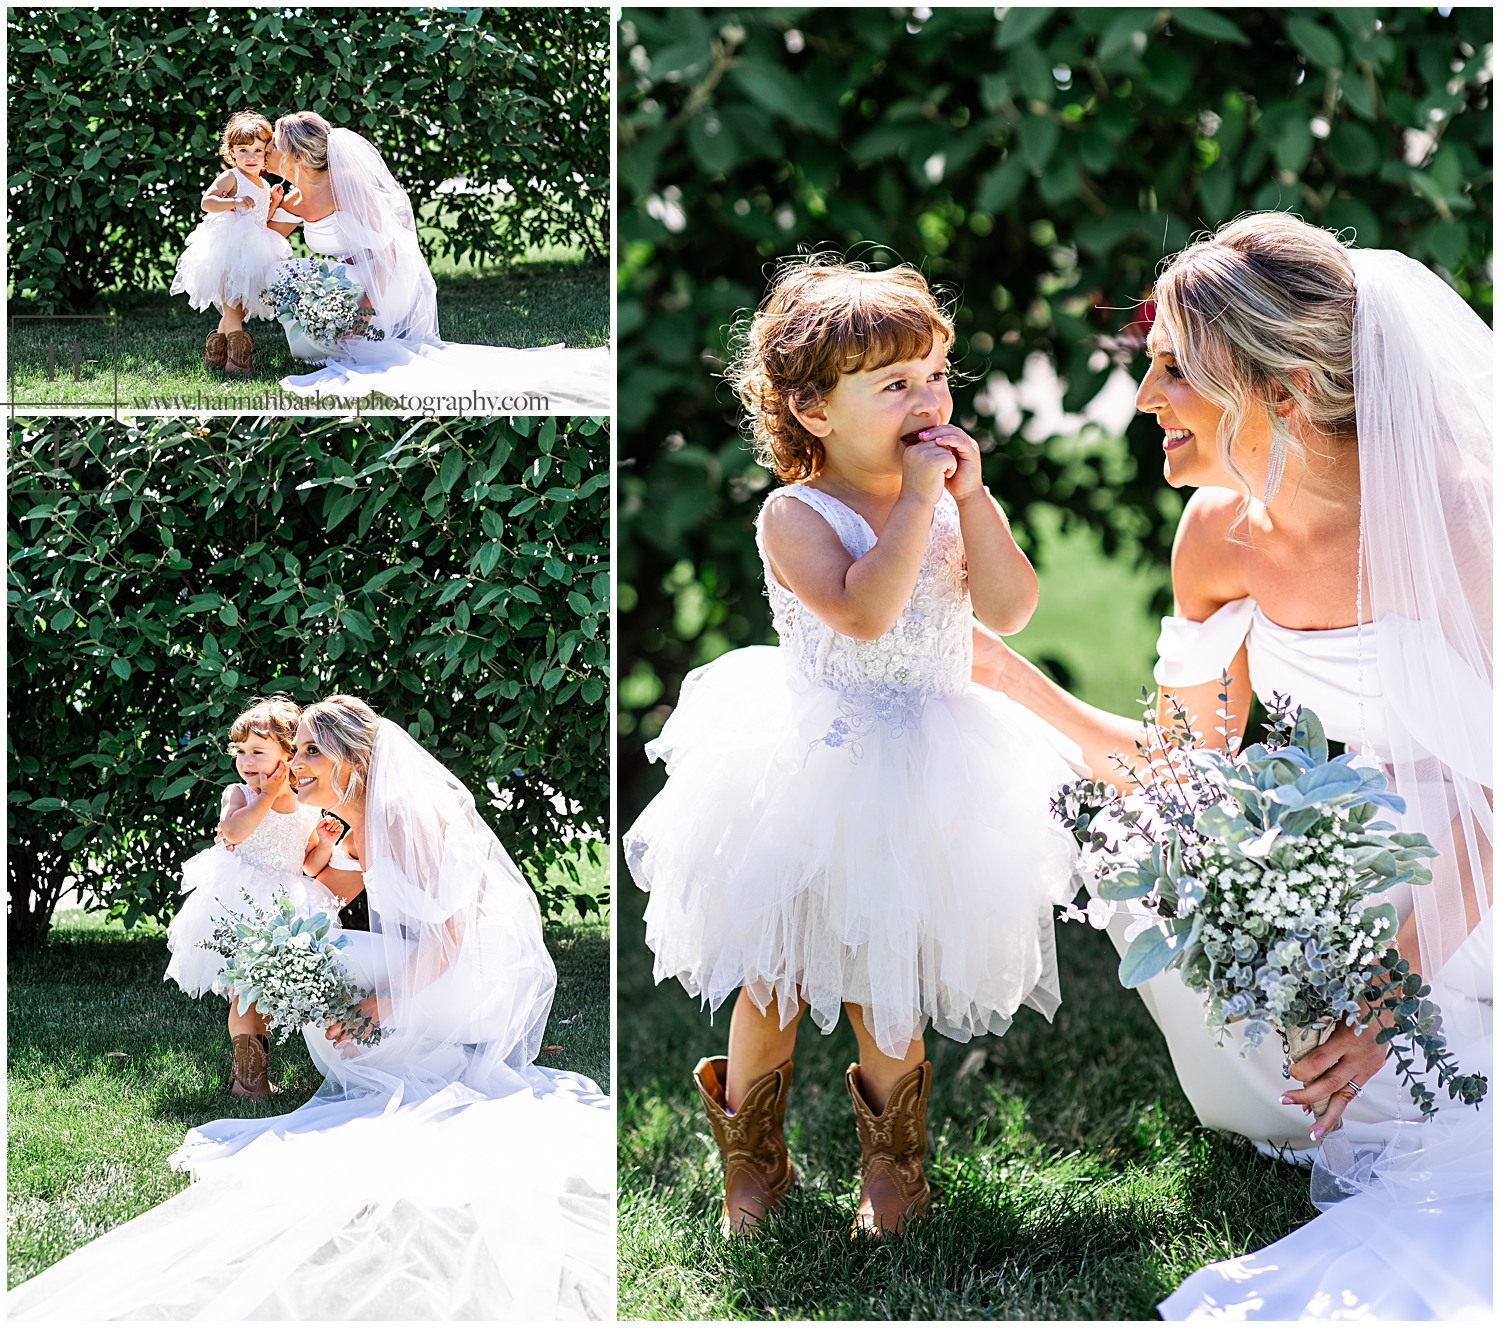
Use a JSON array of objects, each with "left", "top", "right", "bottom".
[{"left": 1282, "top": 1021, "right": 1336, "bottom": 1118}]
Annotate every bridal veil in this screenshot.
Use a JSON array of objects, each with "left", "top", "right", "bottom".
[
  {"left": 1350, "top": 248, "right": 1492, "bottom": 982},
  {"left": 8, "top": 720, "right": 613, "bottom": 1320},
  {"left": 326, "top": 126, "right": 441, "bottom": 345}
]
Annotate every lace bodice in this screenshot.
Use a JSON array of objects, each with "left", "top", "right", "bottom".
[
  {"left": 234, "top": 795, "right": 318, "bottom": 874},
  {"left": 228, "top": 169, "right": 272, "bottom": 227},
  {"left": 756, "top": 486, "right": 972, "bottom": 750}
]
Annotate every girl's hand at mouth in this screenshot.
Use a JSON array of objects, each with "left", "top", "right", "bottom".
[
  {"left": 906, "top": 424, "right": 985, "bottom": 502},
  {"left": 899, "top": 435, "right": 959, "bottom": 506}
]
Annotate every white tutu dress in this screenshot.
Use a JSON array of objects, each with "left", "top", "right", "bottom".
[
  {"left": 169, "top": 168, "right": 293, "bottom": 320},
  {"left": 624, "top": 485, "right": 1083, "bottom": 1058},
  {"left": 165, "top": 793, "right": 335, "bottom": 999}
]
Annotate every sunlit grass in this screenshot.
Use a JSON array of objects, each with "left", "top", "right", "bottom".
[{"left": 6, "top": 249, "right": 607, "bottom": 409}]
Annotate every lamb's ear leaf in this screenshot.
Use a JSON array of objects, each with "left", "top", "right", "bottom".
[
  {"left": 1290, "top": 708, "right": 1328, "bottom": 763},
  {"left": 1119, "top": 925, "right": 1176, "bottom": 988}
]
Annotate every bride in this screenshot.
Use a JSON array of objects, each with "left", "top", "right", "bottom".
[
  {"left": 265, "top": 111, "right": 611, "bottom": 413},
  {"left": 975, "top": 214, "right": 1491, "bottom": 1319},
  {"left": 8, "top": 695, "right": 613, "bottom": 1320}
]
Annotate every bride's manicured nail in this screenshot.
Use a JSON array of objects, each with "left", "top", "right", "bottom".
[
  {"left": 1279, "top": 1094, "right": 1295, "bottom": 1105},
  {"left": 1309, "top": 1125, "right": 1324, "bottom": 1141}
]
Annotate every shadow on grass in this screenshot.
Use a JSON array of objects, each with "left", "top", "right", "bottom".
[{"left": 617, "top": 869, "right": 1316, "bottom": 1320}]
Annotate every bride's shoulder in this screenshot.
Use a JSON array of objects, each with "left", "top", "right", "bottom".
[
  {"left": 1175, "top": 487, "right": 1243, "bottom": 545},
  {"left": 1171, "top": 488, "right": 1248, "bottom": 599}
]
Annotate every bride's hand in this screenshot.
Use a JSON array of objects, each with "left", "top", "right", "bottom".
[
  {"left": 1281, "top": 1017, "right": 1388, "bottom": 1138},
  {"left": 325, "top": 993, "right": 380, "bottom": 1047}
]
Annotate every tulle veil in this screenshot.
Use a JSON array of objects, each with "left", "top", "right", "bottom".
[{"left": 326, "top": 127, "right": 441, "bottom": 346}]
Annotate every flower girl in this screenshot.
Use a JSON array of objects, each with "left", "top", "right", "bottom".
[
  {"left": 624, "top": 256, "right": 1081, "bottom": 1238},
  {"left": 165, "top": 697, "right": 342, "bottom": 1100},
  {"left": 169, "top": 111, "right": 294, "bottom": 377}
]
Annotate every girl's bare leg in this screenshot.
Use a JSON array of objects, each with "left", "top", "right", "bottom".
[
  {"left": 217, "top": 303, "right": 246, "bottom": 335},
  {"left": 227, "top": 997, "right": 269, "bottom": 1040},
  {"left": 846, "top": 1002, "right": 925, "bottom": 1112},
  {"left": 726, "top": 986, "right": 806, "bottom": 1113}
]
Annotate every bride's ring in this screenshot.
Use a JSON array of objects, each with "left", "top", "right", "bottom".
[{"left": 1346, "top": 1078, "right": 1364, "bottom": 1097}]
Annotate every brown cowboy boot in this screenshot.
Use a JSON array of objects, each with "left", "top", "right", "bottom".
[
  {"left": 229, "top": 1032, "right": 271, "bottom": 1100},
  {"left": 225, "top": 329, "right": 254, "bottom": 376},
  {"left": 847, "top": 1060, "right": 931, "bottom": 1237},
  {"left": 692, "top": 1056, "right": 795, "bottom": 1236},
  {"left": 204, "top": 330, "right": 228, "bottom": 370}
]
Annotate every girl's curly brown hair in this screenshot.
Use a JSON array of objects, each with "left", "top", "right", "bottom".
[
  {"left": 219, "top": 111, "right": 274, "bottom": 169},
  {"left": 228, "top": 696, "right": 301, "bottom": 790},
  {"left": 726, "top": 254, "right": 956, "bottom": 483}
]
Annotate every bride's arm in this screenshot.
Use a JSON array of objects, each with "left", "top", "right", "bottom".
[
  {"left": 973, "top": 624, "right": 1148, "bottom": 786},
  {"left": 266, "top": 184, "right": 303, "bottom": 238},
  {"left": 975, "top": 488, "right": 1253, "bottom": 785},
  {"left": 326, "top": 907, "right": 467, "bottom": 1046}
]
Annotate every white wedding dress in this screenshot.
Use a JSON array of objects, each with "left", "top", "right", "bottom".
[
  {"left": 8, "top": 722, "right": 614, "bottom": 1321},
  {"left": 1140, "top": 249, "right": 1493, "bottom": 1319},
  {"left": 275, "top": 128, "right": 611, "bottom": 413}
]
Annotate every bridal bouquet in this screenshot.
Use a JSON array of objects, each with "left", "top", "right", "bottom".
[
  {"left": 201, "top": 892, "right": 382, "bottom": 1047},
  {"left": 260, "top": 259, "right": 384, "bottom": 352},
  {"left": 1053, "top": 689, "right": 1487, "bottom": 1119}
]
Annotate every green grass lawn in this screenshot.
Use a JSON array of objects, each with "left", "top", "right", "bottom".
[
  {"left": 617, "top": 881, "right": 1316, "bottom": 1321},
  {"left": 6, "top": 247, "right": 608, "bottom": 410},
  {"left": 7, "top": 875, "right": 608, "bottom": 1291}
]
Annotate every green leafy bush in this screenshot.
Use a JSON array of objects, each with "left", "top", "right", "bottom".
[
  {"left": 616, "top": 6, "right": 1492, "bottom": 813},
  {"left": 7, "top": 414, "right": 610, "bottom": 948},
  {"left": 9, "top": 6, "right": 609, "bottom": 311}
]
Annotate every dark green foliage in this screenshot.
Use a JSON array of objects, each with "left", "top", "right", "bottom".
[
  {"left": 618, "top": 876, "right": 1317, "bottom": 1319},
  {"left": 616, "top": 6, "right": 1493, "bottom": 813},
  {"left": 7, "top": 415, "right": 609, "bottom": 948},
  {"left": 1364, "top": 952, "right": 1489, "bottom": 1114},
  {"left": 9, "top": 6, "right": 609, "bottom": 311}
]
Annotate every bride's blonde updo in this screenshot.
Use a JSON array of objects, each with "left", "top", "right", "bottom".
[
  {"left": 301, "top": 694, "right": 381, "bottom": 808},
  {"left": 274, "top": 110, "right": 333, "bottom": 171},
  {"left": 1152, "top": 212, "right": 1358, "bottom": 496}
]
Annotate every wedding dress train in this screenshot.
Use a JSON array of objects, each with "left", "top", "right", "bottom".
[{"left": 8, "top": 723, "right": 613, "bottom": 1320}]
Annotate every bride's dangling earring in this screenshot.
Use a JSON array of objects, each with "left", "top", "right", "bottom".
[{"left": 1263, "top": 414, "right": 1291, "bottom": 507}]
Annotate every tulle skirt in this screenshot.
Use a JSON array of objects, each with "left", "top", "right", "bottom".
[
  {"left": 164, "top": 845, "right": 343, "bottom": 999},
  {"left": 170, "top": 213, "right": 293, "bottom": 320},
  {"left": 624, "top": 645, "right": 1083, "bottom": 1058}
]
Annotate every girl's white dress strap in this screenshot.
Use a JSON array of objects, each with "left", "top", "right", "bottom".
[{"left": 759, "top": 486, "right": 877, "bottom": 559}]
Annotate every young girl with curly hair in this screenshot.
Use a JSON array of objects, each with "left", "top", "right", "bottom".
[
  {"left": 624, "top": 254, "right": 1081, "bottom": 1239},
  {"left": 165, "top": 697, "right": 341, "bottom": 1100},
  {"left": 169, "top": 111, "right": 295, "bottom": 376}
]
